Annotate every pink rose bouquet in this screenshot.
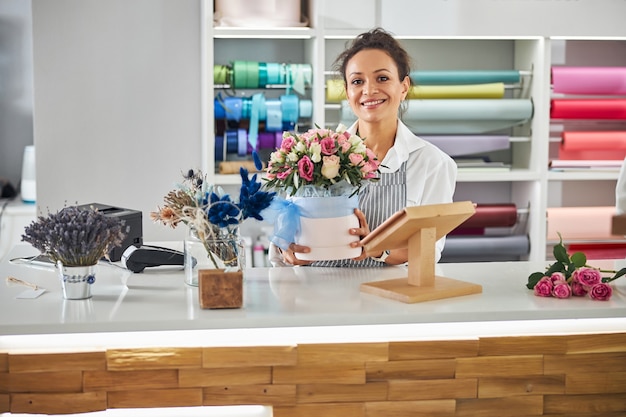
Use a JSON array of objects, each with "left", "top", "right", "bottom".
[
  {"left": 527, "top": 233, "right": 626, "bottom": 302},
  {"left": 264, "top": 124, "right": 380, "bottom": 197}
]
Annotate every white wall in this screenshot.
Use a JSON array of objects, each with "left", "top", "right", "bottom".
[
  {"left": 0, "top": 0, "right": 34, "bottom": 189},
  {"left": 31, "top": 0, "right": 202, "bottom": 241}
]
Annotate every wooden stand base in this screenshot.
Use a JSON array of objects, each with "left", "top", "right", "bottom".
[
  {"left": 361, "top": 276, "right": 483, "bottom": 304},
  {"left": 360, "top": 202, "right": 482, "bottom": 304},
  {"left": 198, "top": 269, "right": 243, "bottom": 309}
]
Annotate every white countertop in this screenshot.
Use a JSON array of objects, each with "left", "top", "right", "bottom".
[{"left": 1, "top": 244, "right": 626, "bottom": 350}]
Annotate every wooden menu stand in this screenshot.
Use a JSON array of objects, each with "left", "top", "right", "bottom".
[{"left": 360, "top": 201, "right": 483, "bottom": 303}]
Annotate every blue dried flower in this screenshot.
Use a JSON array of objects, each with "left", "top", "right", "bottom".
[
  {"left": 239, "top": 167, "right": 275, "bottom": 221},
  {"left": 207, "top": 193, "right": 241, "bottom": 228}
]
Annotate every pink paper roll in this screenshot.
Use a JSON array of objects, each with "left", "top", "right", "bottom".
[
  {"left": 550, "top": 99, "right": 626, "bottom": 119},
  {"left": 552, "top": 67, "right": 626, "bottom": 95},
  {"left": 561, "top": 131, "right": 626, "bottom": 151},
  {"left": 546, "top": 206, "right": 619, "bottom": 241}
]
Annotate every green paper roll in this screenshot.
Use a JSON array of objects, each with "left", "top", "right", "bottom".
[{"left": 410, "top": 70, "right": 521, "bottom": 85}]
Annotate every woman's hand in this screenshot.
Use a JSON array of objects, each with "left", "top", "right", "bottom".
[
  {"left": 350, "top": 208, "right": 373, "bottom": 261},
  {"left": 280, "top": 243, "right": 314, "bottom": 266}
]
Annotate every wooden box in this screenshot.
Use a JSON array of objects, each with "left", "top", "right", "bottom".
[{"left": 198, "top": 269, "right": 243, "bottom": 309}]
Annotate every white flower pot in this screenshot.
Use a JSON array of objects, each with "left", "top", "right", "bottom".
[{"left": 295, "top": 213, "right": 361, "bottom": 261}]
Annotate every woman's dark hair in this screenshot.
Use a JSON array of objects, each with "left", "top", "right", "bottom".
[{"left": 333, "top": 27, "right": 412, "bottom": 85}]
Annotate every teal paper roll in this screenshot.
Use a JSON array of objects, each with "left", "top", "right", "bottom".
[
  {"left": 410, "top": 70, "right": 521, "bottom": 85},
  {"left": 340, "top": 99, "right": 533, "bottom": 134}
]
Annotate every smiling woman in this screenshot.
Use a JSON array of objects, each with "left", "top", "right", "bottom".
[{"left": 271, "top": 28, "right": 457, "bottom": 268}]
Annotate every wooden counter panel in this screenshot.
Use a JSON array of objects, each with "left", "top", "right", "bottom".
[
  {"left": 2, "top": 333, "right": 626, "bottom": 416},
  {"left": 9, "top": 351, "right": 106, "bottom": 373},
  {"left": 106, "top": 347, "right": 202, "bottom": 371}
]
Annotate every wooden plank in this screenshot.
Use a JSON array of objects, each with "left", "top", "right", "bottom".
[
  {"left": 202, "top": 346, "right": 296, "bottom": 368},
  {"left": 11, "top": 391, "right": 107, "bottom": 415},
  {"left": 456, "top": 395, "right": 543, "bottom": 417},
  {"left": 456, "top": 355, "right": 543, "bottom": 377},
  {"left": 388, "top": 378, "right": 477, "bottom": 401},
  {"left": 544, "top": 393, "right": 626, "bottom": 414},
  {"left": 273, "top": 364, "right": 365, "bottom": 385},
  {"left": 0, "top": 354, "right": 7, "bottom": 372},
  {"left": 544, "top": 352, "right": 626, "bottom": 375},
  {"left": 203, "top": 384, "right": 296, "bottom": 406},
  {"left": 108, "top": 388, "right": 202, "bottom": 408},
  {"left": 361, "top": 276, "right": 482, "bottom": 304},
  {"left": 0, "top": 372, "right": 7, "bottom": 392},
  {"left": 389, "top": 340, "right": 478, "bottom": 360},
  {"left": 273, "top": 402, "right": 365, "bottom": 417},
  {"left": 478, "top": 335, "right": 568, "bottom": 356},
  {"left": 297, "top": 382, "right": 388, "bottom": 403},
  {"left": 297, "top": 343, "right": 388, "bottom": 364},
  {"left": 0, "top": 394, "right": 8, "bottom": 413},
  {"left": 9, "top": 351, "right": 105, "bottom": 373},
  {"left": 83, "top": 369, "right": 178, "bottom": 391},
  {"left": 367, "top": 358, "right": 455, "bottom": 381},
  {"left": 179, "top": 367, "right": 272, "bottom": 387},
  {"left": 366, "top": 399, "right": 456, "bottom": 417},
  {"left": 9, "top": 371, "right": 82, "bottom": 393},
  {"left": 567, "top": 372, "right": 626, "bottom": 395},
  {"left": 106, "top": 347, "right": 202, "bottom": 370},
  {"left": 567, "top": 333, "right": 626, "bottom": 354},
  {"left": 478, "top": 375, "right": 565, "bottom": 398}
]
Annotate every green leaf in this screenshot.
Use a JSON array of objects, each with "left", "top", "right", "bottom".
[
  {"left": 545, "top": 262, "right": 565, "bottom": 275},
  {"left": 553, "top": 243, "right": 570, "bottom": 264},
  {"left": 604, "top": 267, "right": 626, "bottom": 283},
  {"left": 527, "top": 272, "right": 545, "bottom": 289},
  {"left": 570, "top": 252, "right": 587, "bottom": 268}
]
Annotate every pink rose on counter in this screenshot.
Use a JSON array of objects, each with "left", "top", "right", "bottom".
[
  {"left": 572, "top": 267, "right": 602, "bottom": 288},
  {"left": 571, "top": 281, "right": 588, "bottom": 297},
  {"left": 534, "top": 277, "right": 553, "bottom": 297},
  {"left": 551, "top": 280, "right": 572, "bottom": 299},
  {"left": 549, "top": 272, "right": 566, "bottom": 283},
  {"left": 589, "top": 283, "right": 612, "bottom": 301}
]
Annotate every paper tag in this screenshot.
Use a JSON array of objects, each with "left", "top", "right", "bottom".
[{"left": 16, "top": 288, "right": 46, "bottom": 299}]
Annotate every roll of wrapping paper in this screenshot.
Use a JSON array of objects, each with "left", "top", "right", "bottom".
[
  {"left": 325, "top": 79, "right": 505, "bottom": 103},
  {"left": 441, "top": 235, "right": 530, "bottom": 257},
  {"left": 218, "top": 160, "right": 265, "bottom": 174},
  {"left": 559, "top": 131, "right": 626, "bottom": 160},
  {"left": 546, "top": 206, "right": 619, "bottom": 241},
  {"left": 550, "top": 99, "right": 626, "bottom": 119},
  {"left": 552, "top": 67, "right": 626, "bottom": 95},
  {"left": 561, "top": 131, "right": 626, "bottom": 151},
  {"left": 458, "top": 203, "right": 518, "bottom": 229},
  {"left": 341, "top": 99, "right": 533, "bottom": 134},
  {"left": 420, "top": 135, "right": 510, "bottom": 157},
  {"left": 410, "top": 70, "right": 521, "bottom": 85}
]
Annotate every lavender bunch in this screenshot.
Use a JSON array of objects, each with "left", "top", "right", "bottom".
[{"left": 22, "top": 206, "right": 126, "bottom": 267}]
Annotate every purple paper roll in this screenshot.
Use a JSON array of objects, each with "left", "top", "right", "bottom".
[{"left": 552, "top": 67, "right": 626, "bottom": 95}]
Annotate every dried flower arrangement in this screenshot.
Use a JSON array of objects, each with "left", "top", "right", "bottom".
[{"left": 22, "top": 206, "right": 126, "bottom": 267}]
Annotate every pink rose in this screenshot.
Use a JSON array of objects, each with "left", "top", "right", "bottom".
[
  {"left": 297, "top": 156, "right": 314, "bottom": 182},
  {"left": 349, "top": 153, "right": 364, "bottom": 166},
  {"left": 534, "top": 277, "right": 553, "bottom": 297},
  {"left": 589, "top": 283, "right": 612, "bottom": 301},
  {"left": 321, "top": 155, "right": 340, "bottom": 179},
  {"left": 551, "top": 281, "right": 572, "bottom": 299},
  {"left": 320, "top": 137, "right": 336, "bottom": 155},
  {"left": 572, "top": 267, "right": 602, "bottom": 288},
  {"left": 280, "top": 136, "right": 295, "bottom": 152},
  {"left": 549, "top": 272, "right": 566, "bottom": 283},
  {"left": 276, "top": 167, "right": 292, "bottom": 180},
  {"left": 571, "top": 281, "right": 588, "bottom": 297}
]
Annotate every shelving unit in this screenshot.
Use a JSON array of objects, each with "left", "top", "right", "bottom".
[{"left": 202, "top": 0, "right": 626, "bottom": 262}]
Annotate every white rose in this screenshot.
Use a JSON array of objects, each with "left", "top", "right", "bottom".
[{"left": 309, "top": 142, "right": 322, "bottom": 163}]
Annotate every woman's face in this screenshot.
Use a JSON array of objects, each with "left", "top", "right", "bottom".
[{"left": 344, "top": 48, "right": 409, "bottom": 125}]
